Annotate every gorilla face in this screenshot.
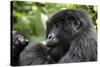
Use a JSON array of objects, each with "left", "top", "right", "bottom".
[
  {"left": 46, "top": 9, "right": 93, "bottom": 48},
  {"left": 46, "top": 22, "right": 65, "bottom": 48},
  {"left": 46, "top": 10, "right": 81, "bottom": 48}
]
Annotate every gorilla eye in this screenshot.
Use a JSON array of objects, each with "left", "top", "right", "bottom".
[{"left": 55, "top": 23, "right": 59, "bottom": 27}]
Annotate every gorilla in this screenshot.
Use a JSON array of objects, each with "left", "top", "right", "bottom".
[
  {"left": 11, "top": 31, "right": 29, "bottom": 66},
  {"left": 12, "top": 9, "right": 97, "bottom": 66}
]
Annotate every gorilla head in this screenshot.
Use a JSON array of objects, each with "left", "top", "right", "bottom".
[{"left": 46, "top": 9, "right": 94, "bottom": 62}]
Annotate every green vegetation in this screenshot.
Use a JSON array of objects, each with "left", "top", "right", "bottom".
[{"left": 12, "top": 1, "right": 97, "bottom": 42}]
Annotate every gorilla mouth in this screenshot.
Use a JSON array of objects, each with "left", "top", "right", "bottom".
[
  {"left": 46, "top": 41, "right": 57, "bottom": 48},
  {"left": 46, "top": 37, "right": 59, "bottom": 48}
]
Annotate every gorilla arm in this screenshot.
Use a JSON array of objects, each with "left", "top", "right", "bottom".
[{"left": 19, "top": 43, "right": 54, "bottom": 65}]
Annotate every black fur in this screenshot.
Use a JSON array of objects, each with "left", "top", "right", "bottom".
[
  {"left": 19, "top": 9, "right": 97, "bottom": 66},
  {"left": 46, "top": 9, "right": 97, "bottom": 63},
  {"left": 11, "top": 31, "right": 29, "bottom": 66},
  {"left": 19, "top": 43, "right": 54, "bottom": 65}
]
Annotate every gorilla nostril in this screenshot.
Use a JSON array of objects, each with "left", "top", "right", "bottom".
[
  {"left": 48, "top": 33, "right": 55, "bottom": 40},
  {"left": 48, "top": 35, "right": 52, "bottom": 39}
]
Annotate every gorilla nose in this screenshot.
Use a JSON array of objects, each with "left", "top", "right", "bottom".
[
  {"left": 46, "top": 33, "right": 58, "bottom": 48},
  {"left": 47, "top": 33, "right": 55, "bottom": 40},
  {"left": 48, "top": 35, "right": 53, "bottom": 40}
]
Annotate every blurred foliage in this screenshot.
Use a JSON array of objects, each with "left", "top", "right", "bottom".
[{"left": 12, "top": 1, "right": 97, "bottom": 42}]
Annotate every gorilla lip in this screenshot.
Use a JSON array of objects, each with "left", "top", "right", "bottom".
[{"left": 46, "top": 38, "right": 59, "bottom": 48}]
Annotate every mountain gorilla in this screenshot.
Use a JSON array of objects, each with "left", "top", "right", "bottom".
[
  {"left": 11, "top": 31, "right": 29, "bottom": 66},
  {"left": 18, "top": 9, "right": 97, "bottom": 66}
]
